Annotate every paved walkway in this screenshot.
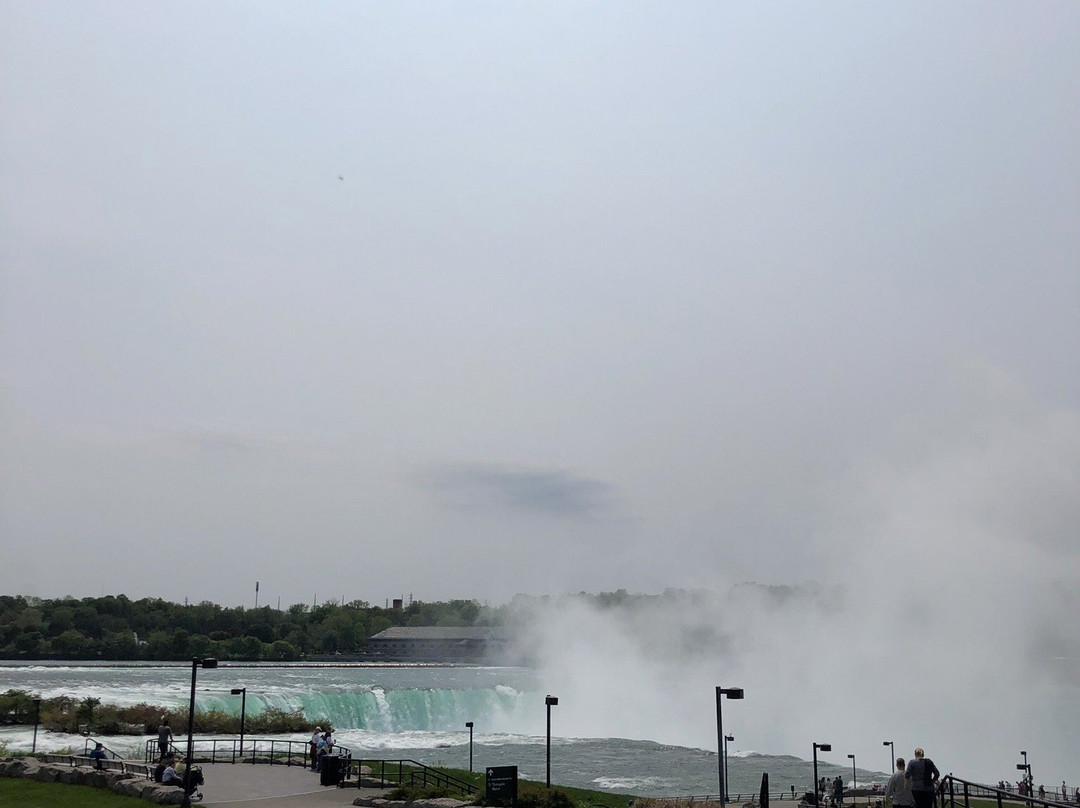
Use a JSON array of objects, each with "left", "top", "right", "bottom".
[{"left": 200, "top": 762, "right": 388, "bottom": 808}]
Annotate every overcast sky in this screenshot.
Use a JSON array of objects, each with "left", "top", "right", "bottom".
[
  {"left": 3, "top": 0, "right": 1079, "bottom": 782},
  {"left": 1, "top": 1, "right": 1078, "bottom": 616}
]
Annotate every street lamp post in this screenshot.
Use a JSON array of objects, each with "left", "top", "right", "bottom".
[
  {"left": 725, "top": 735, "right": 735, "bottom": 802},
  {"left": 847, "top": 754, "right": 857, "bottom": 806},
  {"left": 31, "top": 697, "right": 41, "bottom": 754},
  {"left": 465, "top": 722, "right": 474, "bottom": 772},
  {"left": 545, "top": 696, "right": 558, "bottom": 788},
  {"left": 182, "top": 658, "right": 218, "bottom": 808},
  {"left": 883, "top": 742, "right": 894, "bottom": 778},
  {"left": 813, "top": 743, "right": 832, "bottom": 806},
  {"left": 230, "top": 688, "right": 247, "bottom": 760},
  {"left": 716, "top": 687, "right": 744, "bottom": 806}
]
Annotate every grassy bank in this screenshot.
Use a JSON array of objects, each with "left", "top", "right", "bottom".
[
  {"left": 0, "top": 778, "right": 146, "bottom": 807},
  {"left": 0, "top": 689, "right": 330, "bottom": 736}
]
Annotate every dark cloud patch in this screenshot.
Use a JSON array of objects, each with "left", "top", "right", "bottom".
[{"left": 422, "top": 464, "right": 613, "bottom": 519}]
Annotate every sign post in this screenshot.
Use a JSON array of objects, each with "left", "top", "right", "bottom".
[{"left": 486, "top": 765, "right": 518, "bottom": 808}]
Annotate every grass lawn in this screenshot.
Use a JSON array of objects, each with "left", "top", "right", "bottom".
[{"left": 0, "top": 778, "right": 147, "bottom": 808}]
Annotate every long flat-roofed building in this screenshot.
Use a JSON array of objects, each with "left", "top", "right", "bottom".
[{"left": 364, "top": 626, "right": 511, "bottom": 663}]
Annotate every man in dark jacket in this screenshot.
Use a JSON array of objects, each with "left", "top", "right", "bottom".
[{"left": 905, "top": 748, "right": 940, "bottom": 808}]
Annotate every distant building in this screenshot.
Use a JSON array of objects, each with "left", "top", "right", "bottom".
[{"left": 364, "top": 626, "right": 511, "bottom": 663}]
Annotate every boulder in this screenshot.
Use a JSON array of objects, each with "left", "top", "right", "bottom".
[
  {"left": 145, "top": 784, "right": 187, "bottom": 805},
  {"left": 9, "top": 760, "right": 40, "bottom": 777},
  {"left": 414, "top": 799, "right": 472, "bottom": 808},
  {"left": 113, "top": 774, "right": 152, "bottom": 798},
  {"left": 56, "top": 766, "right": 84, "bottom": 784},
  {"left": 31, "top": 763, "right": 62, "bottom": 782},
  {"left": 86, "top": 768, "right": 114, "bottom": 789}
]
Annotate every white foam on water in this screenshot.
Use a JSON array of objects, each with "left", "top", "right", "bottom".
[{"left": 592, "top": 776, "right": 675, "bottom": 790}]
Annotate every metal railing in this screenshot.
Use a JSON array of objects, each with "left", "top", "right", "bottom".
[
  {"left": 143, "top": 737, "right": 351, "bottom": 768},
  {"left": 940, "top": 775, "right": 1078, "bottom": 808},
  {"left": 658, "top": 792, "right": 817, "bottom": 803},
  {"left": 344, "top": 758, "right": 476, "bottom": 798},
  {"left": 82, "top": 738, "right": 124, "bottom": 760},
  {"left": 41, "top": 753, "right": 154, "bottom": 779}
]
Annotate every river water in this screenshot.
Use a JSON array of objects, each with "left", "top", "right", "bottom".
[{"left": 0, "top": 661, "right": 887, "bottom": 797}]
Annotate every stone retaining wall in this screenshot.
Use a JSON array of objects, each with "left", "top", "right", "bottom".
[{"left": 0, "top": 757, "right": 188, "bottom": 805}]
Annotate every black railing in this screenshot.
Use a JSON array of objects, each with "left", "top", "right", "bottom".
[
  {"left": 41, "top": 753, "right": 154, "bottom": 779},
  {"left": 82, "top": 738, "right": 124, "bottom": 760},
  {"left": 940, "top": 775, "right": 1078, "bottom": 808},
  {"left": 143, "top": 738, "right": 351, "bottom": 769},
  {"left": 345, "top": 758, "right": 476, "bottom": 798},
  {"left": 659, "top": 792, "right": 815, "bottom": 803}
]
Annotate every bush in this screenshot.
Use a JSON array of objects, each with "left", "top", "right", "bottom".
[{"left": 386, "top": 784, "right": 457, "bottom": 801}]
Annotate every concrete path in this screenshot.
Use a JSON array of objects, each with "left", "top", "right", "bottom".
[{"left": 199, "top": 762, "right": 388, "bottom": 808}]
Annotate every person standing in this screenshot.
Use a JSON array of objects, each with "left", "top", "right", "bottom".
[
  {"left": 157, "top": 718, "right": 174, "bottom": 758},
  {"left": 309, "top": 726, "right": 322, "bottom": 771},
  {"left": 885, "top": 758, "right": 915, "bottom": 808},
  {"left": 905, "top": 748, "right": 940, "bottom": 808}
]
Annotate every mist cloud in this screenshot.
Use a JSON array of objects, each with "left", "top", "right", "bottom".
[{"left": 421, "top": 464, "right": 614, "bottom": 519}]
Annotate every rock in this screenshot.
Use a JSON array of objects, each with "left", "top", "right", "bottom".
[
  {"left": 415, "top": 799, "right": 473, "bottom": 808},
  {"left": 145, "top": 784, "right": 187, "bottom": 805},
  {"left": 86, "top": 769, "right": 114, "bottom": 789},
  {"left": 31, "top": 763, "right": 61, "bottom": 782},
  {"left": 56, "top": 766, "right": 83, "bottom": 784}
]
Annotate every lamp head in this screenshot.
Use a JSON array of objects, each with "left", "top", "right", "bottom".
[
  {"left": 721, "top": 687, "right": 745, "bottom": 699},
  {"left": 197, "top": 658, "right": 218, "bottom": 669},
  {"left": 1017, "top": 764, "right": 1027, "bottom": 771},
  {"left": 231, "top": 688, "right": 244, "bottom": 695},
  {"left": 883, "top": 741, "right": 892, "bottom": 746},
  {"left": 466, "top": 721, "right": 474, "bottom": 728},
  {"left": 545, "top": 695, "right": 559, "bottom": 706},
  {"left": 816, "top": 743, "right": 832, "bottom": 752},
  {"left": 726, "top": 735, "right": 734, "bottom": 741},
  {"left": 848, "top": 754, "right": 855, "bottom": 760}
]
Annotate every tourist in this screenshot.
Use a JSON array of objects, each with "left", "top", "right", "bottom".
[
  {"left": 310, "top": 726, "right": 322, "bottom": 771},
  {"left": 88, "top": 742, "right": 108, "bottom": 770},
  {"left": 1038, "top": 786, "right": 1046, "bottom": 800},
  {"left": 886, "top": 758, "right": 915, "bottom": 808},
  {"left": 834, "top": 775, "right": 845, "bottom": 807},
  {"left": 315, "top": 731, "right": 331, "bottom": 772},
  {"left": 162, "top": 756, "right": 184, "bottom": 787},
  {"left": 905, "top": 748, "right": 940, "bottom": 808},
  {"left": 157, "top": 718, "right": 174, "bottom": 758}
]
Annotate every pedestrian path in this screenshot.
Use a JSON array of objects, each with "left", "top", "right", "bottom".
[{"left": 201, "top": 763, "right": 387, "bottom": 808}]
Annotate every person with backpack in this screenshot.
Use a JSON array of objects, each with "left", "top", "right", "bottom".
[{"left": 905, "top": 748, "right": 940, "bottom": 808}]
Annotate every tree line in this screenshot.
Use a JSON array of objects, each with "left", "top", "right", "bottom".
[{"left": 0, "top": 594, "right": 492, "bottom": 661}]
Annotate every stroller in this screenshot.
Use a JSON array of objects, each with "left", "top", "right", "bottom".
[{"left": 184, "top": 765, "right": 205, "bottom": 802}]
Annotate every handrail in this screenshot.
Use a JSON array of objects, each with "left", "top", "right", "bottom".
[
  {"left": 82, "top": 737, "right": 124, "bottom": 760},
  {"left": 345, "top": 758, "right": 475, "bottom": 798},
  {"left": 940, "top": 774, "right": 1077, "bottom": 808},
  {"left": 40, "top": 753, "right": 154, "bottom": 779},
  {"left": 143, "top": 737, "right": 351, "bottom": 768}
]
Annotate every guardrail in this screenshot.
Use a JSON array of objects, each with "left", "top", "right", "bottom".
[
  {"left": 82, "top": 738, "right": 124, "bottom": 760},
  {"left": 41, "top": 753, "right": 154, "bottom": 779},
  {"left": 143, "top": 738, "right": 351, "bottom": 768},
  {"left": 344, "top": 758, "right": 476, "bottom": 798},
  {"left": 940, "top": 775, "right": 1077, "bottom": 808}
]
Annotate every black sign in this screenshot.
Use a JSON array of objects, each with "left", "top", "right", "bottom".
[{"left": 486, "top": 765, "right": 518, "bottom": 807}]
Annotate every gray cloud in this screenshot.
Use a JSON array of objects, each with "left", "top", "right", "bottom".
[{"left": 421, "top": 464, "right": 613, "bottom": 519}]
